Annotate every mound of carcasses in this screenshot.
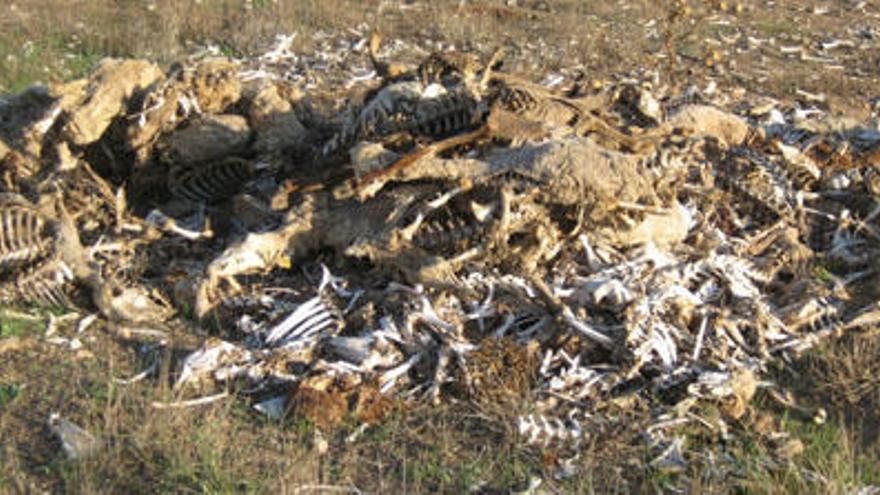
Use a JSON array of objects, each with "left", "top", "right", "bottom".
[{"left": 3, "top": 30, "right": 880, "bottom": 470}]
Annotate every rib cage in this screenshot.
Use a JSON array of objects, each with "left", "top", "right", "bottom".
[
  {"left": 0, "top": 203, "right": 54, "bottom": 269},
  {"left": 0, "top": 194, "right": 88, "bottom": 310},
  {"left": 494, "top": 83, "right": 580, "bottom": 127},
  {"left": 361, "top": 89, "right": 481, "bottom": 141},
  {"left": 413, "top": 213, "right": 481, "bottom": 252},
  {"left": 497, "top": 85, "right": 537, "bottom": 113},
  {"left": 0, "top": 257, "right": 78, "bottom": 309},
  {"left": 168, "top": 158, "right": 254, "bottom": 203},
  {"left": 719, "top": 148, "right": 797, "bottom": 220},
  {"left": 517, "top": 413, "right": 583, "bottom": 448},
  {"left": 400, "top": 90, "right": 482, "bottom": 138},
  {"left": 339, "top": 82, "right": 423, "bottom": 148},
  {"left": 327, "top": 83, "right": 484, "bottom": 158},
  {"left": 409, "top": 185, "right": 499, "bottom": 254}
]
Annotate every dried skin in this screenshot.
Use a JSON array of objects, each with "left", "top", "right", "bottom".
[
  {"left": 127, "top": 58, "right": 242, "bottom": 161},
  {"left": 63, "top": 58, "right": 163, "bottom": 146},
  {"left": 165, "top": 114, "right": 252, "bottom": 165},
  {"left": 388, "top": 136, "right": 656, "bottom": 210},
  {"left": 199, "top": 137, "right": 657, "bottom": 312},
  {"left": 665, "top": 104, "right": 751, "bottom": 148}
]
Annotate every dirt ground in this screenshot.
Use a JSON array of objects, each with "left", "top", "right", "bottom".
[{"left": 2, "top": 1, "right": 880, "bottom": 493}]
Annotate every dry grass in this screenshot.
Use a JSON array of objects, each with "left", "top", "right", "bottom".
[
  {"left": 4, "top": 0, "right": 874, "bottom": 102},
  {"left": 2, "top": 0, "right": 880, "bottom": 492},
  {"left": 1, "top": 0, "right": 375, "bottom": 92}
]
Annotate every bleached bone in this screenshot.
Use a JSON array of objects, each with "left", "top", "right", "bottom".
[
  {"left": 326, "top": 333, "right": 403, "bottom": 371},
  {"left": 263, "top": 295, "right": 340, "bottom": 348},
  {"left": 379, "top": 352, "right": 423, "bottom": 394},
  {"left": 692, "top": 315, "right": 709, "bottom": 361},
  {"left": 317, "top": 264, "right": 363, "bottom": 313},
  {"left": 560, "top": 306, "right": 614, "bottom": 347},
  {"left": 571, "top": 277, "right": 632, "bottom": 307},
  {"left": 517, "top": 413, "right": 583, "bottom": 448},
  {"left": 465, "top": 282, "right": 496, "bottom": 332},
  {"left": 175, "top": 339, "right": 252, "bottom": 389},
  {"left": 412, "top": 296, "right": 456, "bottom": 334},
  {"left": 145, "top": 209, "right": 213, "bottom": 240},
  {"left": 649, "top": 436, "right": 687, "bottom": 472},
  {"left": 48, "top": 413, "right": 102, "bottom": 460},
  {"left": 152, "top": 391, "right": 230, "bottom": 409},
  {"left": 253, "top": 395, "right": 288, "bottom": 421},
  {"left": 113, "top": 356, "right": 159, "bottom": 385},
  {"left": 76, "top": 314, "right": 99, "bottom": 334}
]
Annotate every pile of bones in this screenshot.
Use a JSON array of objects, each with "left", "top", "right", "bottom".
[{"left": 2, "top": 29, "right": 880, "bottom": 469}]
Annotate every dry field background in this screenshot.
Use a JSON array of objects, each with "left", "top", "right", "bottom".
[{"left": 1, "top": 0, "right": 879, "bottom": 493}]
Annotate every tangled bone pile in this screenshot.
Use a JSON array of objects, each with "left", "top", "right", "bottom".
[{"left": 2, "top": 30, "right": 880, "bottom": 470}]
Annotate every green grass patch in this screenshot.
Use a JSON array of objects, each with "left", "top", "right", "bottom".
[
  {"left": 0, "top": 384, "right": 22, "bottom": 410},
  {"left": 0, "top": 315, "right": 43, "bottom": 339},
  {"left": 0, "top": 35, "right": 102, "bottom": 93},
  {"left": 730, "top": 416, "right": 880, "bottom": 493}
]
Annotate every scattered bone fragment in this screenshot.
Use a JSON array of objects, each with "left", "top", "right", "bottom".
[
  {"left": 48, "top": 413, "right": 102, "bottom": 460},
  {"left": 151, "top": 391, "right": 231, "bottom": 409},
  {"left": 253, "top": 395, "right": 288, "bottom": 420},
  {"left": 174, "top": 338, "right": 252, "bottom": 390},
  {"left": 649, "top": 437, "right": 688, "bottom": 473},
  {"left": 600, "top": 200, "right": 692, "bottom": 249}
]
